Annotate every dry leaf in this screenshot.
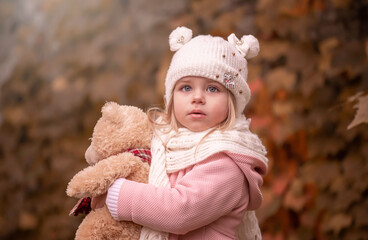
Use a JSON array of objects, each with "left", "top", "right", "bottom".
[
  {"left": 265, "top": 67, "right": 297, "bottom": 94},
  {"left": 342, "top": 152, "right": 366, "bottom": 181},
  {"left": 323, "top": 213, "right": 352, "bottom": 234},
  {"left": 333, "top": 188, "right": 361, "bottom": 211},
  {"left": 318, "top": 37, "right": 340, "bottom": 73},
  {"left": 308, "top": 136, "right": 345, "bottom": 158},
  {"left": 272, "top": 101, "right": 294, "bottom": 117},
  {"left": 281, "top": 0, "right": 326, "bottom": 17},
  {"left": 347, "top": 93, "right": 368, "bottom": 129},
  {"left": 331, "top": 0, "right": 352, "bottom": 8},
  {"left": 258, "top": 40, "right": 289, "bottom": 62},
  {"left": 283, "top": 179, "right": 306, "bottom": 212},
  {"left": 300, "top": 162, "right": 340, "bottom": 189},
  {"left": 353, "top": 173, "right": 368, "bottom": 195},
  {"left": 257, "top": 188, "right": 282, "bottom": 223},
  {"left": 352, "top": 201, "right": 368, "bottom": 227},
  {"left": 300, "top": 71, "right": 324, "bottom": 97},
  {"left": 19, "top": 212, "right": 38, "bottom": 230},
  {"left": 272, "top": 174, "right": 291, "bottom": 196},
  {"left": 330, "top": 174, "right": 347, "bottom": 193}
]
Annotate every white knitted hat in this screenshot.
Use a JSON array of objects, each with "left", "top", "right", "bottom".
[{"left": 165, "top": 26, "right": 260, "bottom": 117}]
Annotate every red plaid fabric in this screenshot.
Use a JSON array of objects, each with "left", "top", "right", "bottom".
[
  {"left": 127, "top": 148, "right": 151, "bottom": 165},
  {"left": 70, "top": 148, "right": 151, "bottom": 216},
  {"left": 69, "top": 197, "right": 92, "bottom": 216}
]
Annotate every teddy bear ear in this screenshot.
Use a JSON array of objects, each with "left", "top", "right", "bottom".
[{"left": 101, "top": 102, "right": 120, "bottom": 118}]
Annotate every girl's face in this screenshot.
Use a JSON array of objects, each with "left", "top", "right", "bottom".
[{"left": 173, "top": 76, "right": 229, "bottom": 132}]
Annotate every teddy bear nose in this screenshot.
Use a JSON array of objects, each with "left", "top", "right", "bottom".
[{"left": 85, "top": 145, "right": 99, "bottom": 165}]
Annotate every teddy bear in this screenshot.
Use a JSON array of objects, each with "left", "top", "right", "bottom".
[{"left": 66, "top": 102, "right": 153, "bottom": 240}]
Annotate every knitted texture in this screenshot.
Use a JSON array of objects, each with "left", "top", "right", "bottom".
[
  {"left": 106, "top": 178, "right": 126, "bottom": 220},
  {"left": 165, "top": 26, "right": 260, "bottom": 117},
  {"left": 140, "top": 116, "right": 268, "bottom": 240}
]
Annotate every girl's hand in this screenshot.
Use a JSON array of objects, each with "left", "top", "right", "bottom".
[{"left": 91, "top": 193, "right": 107, "bottom": 209}]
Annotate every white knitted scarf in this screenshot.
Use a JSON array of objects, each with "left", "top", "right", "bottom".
[{"left": 139, "top": 116, "right": 268, "bottom": 240}]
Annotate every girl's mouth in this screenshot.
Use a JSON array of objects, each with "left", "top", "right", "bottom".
[{"left": 189, "top": 110, "right": 205, "bottom": 118}]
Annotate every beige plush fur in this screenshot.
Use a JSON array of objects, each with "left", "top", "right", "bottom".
[{"left": 66, "top": 102, "right": 153, "bottom": 240}]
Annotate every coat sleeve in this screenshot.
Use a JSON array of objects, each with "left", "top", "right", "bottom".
[{"left": 106, "top": 152, "right": 248, "bottom": 235}]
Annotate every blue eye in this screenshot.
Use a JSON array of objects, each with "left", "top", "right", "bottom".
[
  {"left": 207, "top": 86, "right": 219, "bottom": 92},
  {"left": 181, "top": 85, "right": 192, "bottom": 91}
]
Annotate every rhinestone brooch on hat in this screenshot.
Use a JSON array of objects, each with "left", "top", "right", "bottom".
[{"left": 223, "top": 72, "right": 235, "bottom": 89}]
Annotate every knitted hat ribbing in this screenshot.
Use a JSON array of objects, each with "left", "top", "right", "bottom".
[{"left": 165, "top": 26, "right": 260, "bottom": 117}]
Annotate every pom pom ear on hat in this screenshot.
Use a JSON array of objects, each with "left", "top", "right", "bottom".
[
  {"left": 169, "top": 26, "right": 193, "bottom": 51},
  {"left": 227, "top": 33, "right": 260, "bottom": 59}
]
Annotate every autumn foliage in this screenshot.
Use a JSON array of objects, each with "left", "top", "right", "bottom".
[{"left": 0, "top": 0, "right": 367, "bottom": 239}]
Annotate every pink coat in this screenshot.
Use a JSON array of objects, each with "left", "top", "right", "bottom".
[{"left": 106, "top": 152, "right": 267, "bottom": 239}]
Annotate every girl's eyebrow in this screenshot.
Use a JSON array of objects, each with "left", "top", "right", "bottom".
[
  {"left": 207, "top": 80, "right": 224, "bottom": 87},
  {"left": 208, "top": 80, "right": 221, "bottom": 85},
  {"left": 174, "top": 80, "right": 191, "bottom": 89},
  {"left": 177, "top": 78, "right": 223, "bottom": 86},
  {"left": 177, "top": 79, "right": 192, "bottom": 83}
]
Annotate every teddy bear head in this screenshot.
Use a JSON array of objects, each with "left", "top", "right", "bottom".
[{"left": 85, "top": 102, "right": 153, "bottom": 165}]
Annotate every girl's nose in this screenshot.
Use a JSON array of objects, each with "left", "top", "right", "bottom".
[{"left": 192, "top": 90, "right": 205, "bottom": 104}]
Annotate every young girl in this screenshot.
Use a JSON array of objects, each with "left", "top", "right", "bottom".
[{"left": 95, "top": 26, "right": 268, "bottom": 240}]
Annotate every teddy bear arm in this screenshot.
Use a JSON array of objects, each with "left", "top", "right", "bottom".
[{"left": 66, "top": 153, "right": 138, "bottom": 198}]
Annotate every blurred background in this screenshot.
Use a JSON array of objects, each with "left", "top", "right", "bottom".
[{"left": 0, "top": 0, "right": 367, "bottom": 239}]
